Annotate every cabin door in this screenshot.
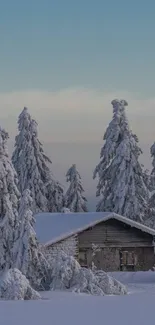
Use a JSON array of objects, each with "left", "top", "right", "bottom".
[{"left": 120, "top": 250, "right": 136, "bottom": 271}]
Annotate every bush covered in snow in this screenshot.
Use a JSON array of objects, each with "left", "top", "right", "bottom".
[
  {"left": 0, "top": 269, "right": 40, "bottom": 300},
  {"left": 94, "top": 270, "right": 127, "bottom": 295},
  {"left": 49, "top": 252, "right": 127, "bottom": 296},
  {"left": 61, "top": 207, "right": 71, "bottom": 213}
]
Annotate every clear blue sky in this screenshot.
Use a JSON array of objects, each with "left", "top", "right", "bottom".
[{"left": 0, "top": 0, "right": 155, "bottom": 95}]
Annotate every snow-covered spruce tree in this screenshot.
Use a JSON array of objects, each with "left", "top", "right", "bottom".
[
  {"left": 12, "top": 107, "right": 63, "bottom": 213},
  {"left": 64, "top": 164, "right": 88, "bottom": 212},
  {"left": 93, "top": 99, "right": 149, "bottom": 223},
  {"left": 0, "top": 127, "right": 20, "bottom": 273},
  {"left": 149, "top": 143, "right": 155, "bottom": 201},
  {"left": 13, "top": 189, "right": 50, "bottom": 289},
  {"left": 46, "top": 179, "right": 64, "bottom": 212},
  {"left": 144, "top": 144, "right": 155, "bottom": 228}
]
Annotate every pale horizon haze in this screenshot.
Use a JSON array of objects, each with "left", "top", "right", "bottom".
[{"left": 1, "top": 1, "right": 155, "bottom": 209}]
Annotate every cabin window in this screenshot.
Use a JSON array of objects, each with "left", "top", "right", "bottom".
[{"left": 120, "top": 250, "right": 136, "bottom": 271}]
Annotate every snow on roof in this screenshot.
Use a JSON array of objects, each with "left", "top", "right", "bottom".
[{"left": 35, "top": 212, "right": 155, "bottom": 246}]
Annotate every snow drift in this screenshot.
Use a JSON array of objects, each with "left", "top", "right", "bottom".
[{"left": 0, "top": 269, "right": 40, "bottom": 300}]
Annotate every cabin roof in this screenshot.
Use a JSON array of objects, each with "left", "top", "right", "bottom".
[{"left": 34, "top": 212, "right": 155, "bottom": 246}]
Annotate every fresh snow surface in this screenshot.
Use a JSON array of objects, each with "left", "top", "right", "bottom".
[
  {"left": 1, "top": 272, "right": 155, "bottom": 325},
  {"left": 35, "top": 211, "right": 155, "bottom": 245},
  {"left": 109, "top": 271, "right": 155, "bottom": 284},
  {"left": 109, "top": 271, "right": 155, "bottom": 294},
  {"left": 35, "top": 211, "right": 110, "bottom": 244}
]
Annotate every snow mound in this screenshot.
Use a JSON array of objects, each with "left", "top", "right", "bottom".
[
  {"left": 61, "top": 207, "right": 71, "bottom": 213},
  {"left": 0, "top": 269, "right": 40, "bottom": 300},
  {"left": 50, "top": 252, "right": 127, "bottom": 296}
]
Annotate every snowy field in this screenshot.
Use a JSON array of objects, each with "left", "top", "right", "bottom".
[{"left": 1, "top": 272, "right": 155, "bottom": 325}]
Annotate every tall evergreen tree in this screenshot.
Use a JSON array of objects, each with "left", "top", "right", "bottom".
[
  {"left": 46, "top": 179, "right": 64, "bottom": 212},
  {"left": 93, "top": 99, "right": 149, "bottom": 223},
  {"left": 144, "top": 144, "right": 155, "bottom": 228},
  {"left": 149, "top": 143, "right": 155, "bottom": 198},
  {"left": 12, "top": 107, "right": 63, "bottom": 213},
  {"left": 0, "top": 127, "right": 20, "bottom": 273},
  {"left": 65, "top": 164, "right": 88, "bottom": 212},
  {"left": 13, "top": 189, "right": 49, "bottom": 289}
]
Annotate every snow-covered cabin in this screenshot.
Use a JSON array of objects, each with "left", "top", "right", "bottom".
[{"left": 35, "top": 212, "right": 155, "bottom": 272}]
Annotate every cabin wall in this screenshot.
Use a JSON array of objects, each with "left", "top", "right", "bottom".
[
  {"left": 78, "top": 219, "right": 155, "bottom": 271},
  {"left": 90, "top": 247, "right": 155, "bottom": 271},
  {"left": 78, "top": 219, "right": 153, "bottom": 247},
  {"left": 46, "top": 235, "right": 78, "bottom": 260}
]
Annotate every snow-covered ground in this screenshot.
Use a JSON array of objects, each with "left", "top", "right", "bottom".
[
  {"left": 1, "top": 272, "right": 155, "bottom": 325},
  {"left": 109, "top": 271, "right": 155, "bottom": 295}
]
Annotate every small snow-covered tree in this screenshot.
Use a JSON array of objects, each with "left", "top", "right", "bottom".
[
  {"left": 0, "top": 127, "right": 20, "bottom": 273},
  {"left": 65, "top": 164, "right": 88, "bottom": 212},
  {"left": 94, "top": 99, "right": 149, "bottom": 223},
  {"left": 12, "top": 107, "right": 63, "bottom": 213},
  {"left": 13, "top": 189, "right": 49, "bottom": 289}
]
